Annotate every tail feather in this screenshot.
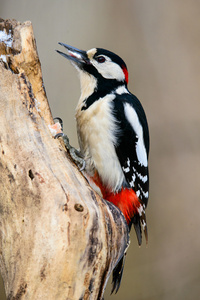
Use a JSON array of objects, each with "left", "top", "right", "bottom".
[
  {"left": 132, "top": 214, "right": 142, "bottom": 246},
  {"left": 111, "top": 208, "right": 148, "bottom": 294},
  {"left": 111, "top": 255, "right": 126, "bottom": 294},
  {"left": 131, "top": 206, "right": 148, "bottom": 246},
  {"left": 140, "top": 208, "right": 148, "bottom": 244}
]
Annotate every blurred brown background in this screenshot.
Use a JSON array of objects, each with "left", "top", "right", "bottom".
[{"left": 1, "top": 0, "right": 200, "bottom": 299}]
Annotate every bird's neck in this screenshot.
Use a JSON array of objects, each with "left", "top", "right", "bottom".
[
  {"left": 78, "top": 71, "right": 97, "bottom": 104},
  {"left": 76, "top": 69, "right": 128, "bottom": 113}
]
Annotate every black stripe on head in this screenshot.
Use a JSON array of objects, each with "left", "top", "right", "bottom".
[
  {"left": 95, "top": 48, "right": 128, "bottom": 70},
  {"left": 95, "top": 48, "right": 128, "bottom": 84}
]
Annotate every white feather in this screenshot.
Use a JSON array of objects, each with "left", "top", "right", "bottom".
[
  {"left": 115, "top": 85, "right": 129, "bottom": 95},
  {"left": 124, "top": 103, "right": 148, "bottom": 167},
  {"left": 91, "top": 55, "right": 125, "bottom": 81},
  {"left": 77, "top": 71, "right": 97, "bottom": 107},
  {"left": 76, "top": 93, "right": 125, "bottom": 192}
]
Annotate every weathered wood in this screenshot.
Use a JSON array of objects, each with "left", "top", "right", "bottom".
[{"left": 0, "top": 19, "right": 129, "bottom": 300}]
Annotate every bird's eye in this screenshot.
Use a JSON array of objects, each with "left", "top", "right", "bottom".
[{"left": 97, "top": 56, "right": 106, "bottom": 63}]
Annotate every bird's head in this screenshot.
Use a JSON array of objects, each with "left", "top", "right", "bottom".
[{"left": 57, "top": 43, "right": 129, "bottom": 94}]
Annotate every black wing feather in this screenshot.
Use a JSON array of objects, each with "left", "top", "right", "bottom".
[
  {"left": 111, "top": 92, "right": 150, "bottom": 294},
  {"left": 113, "top": 92, "right": 149, "bottom": 208}
]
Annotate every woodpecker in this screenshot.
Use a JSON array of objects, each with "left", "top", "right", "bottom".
[{"left": 56, "top": 43, "right": 150, "bottom": 293}]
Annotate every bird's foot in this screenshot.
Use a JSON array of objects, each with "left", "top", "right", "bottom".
[{"left": 49, "top": 118, "right": 85, "bottom": 171}]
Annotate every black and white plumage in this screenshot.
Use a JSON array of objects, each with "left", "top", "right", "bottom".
[
  {"left": 56, "top": 44, "right": 150, "bottom": 293},
  {"left": 113, "top": 92, "right": 149, "bottom": 205}
]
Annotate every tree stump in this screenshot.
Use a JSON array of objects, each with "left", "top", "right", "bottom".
[{"left": 0, "top": 19, "right": 129, "bottom": 300}]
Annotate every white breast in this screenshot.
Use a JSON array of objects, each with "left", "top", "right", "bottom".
[{"left": 76, "top": 93, "right": 125, "bottom": 192}]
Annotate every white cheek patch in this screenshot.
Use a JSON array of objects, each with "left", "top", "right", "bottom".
[
  {"left": 124, "top": 103, "right": 148, "bottom": 167},
  {"left": 92, "top": 56, "right": 125, "bottom": 82}
]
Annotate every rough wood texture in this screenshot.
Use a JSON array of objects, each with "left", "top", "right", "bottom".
[{"left": 0, "top": 19, "right": 129, "bottom": 300}]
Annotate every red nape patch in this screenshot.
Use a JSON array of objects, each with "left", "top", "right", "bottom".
[
  {"left": 91, "top": 172, "right": 140, "bottom": 225},
  {"left": 122, "top": 65, "right": 129, "bottom": 84}
]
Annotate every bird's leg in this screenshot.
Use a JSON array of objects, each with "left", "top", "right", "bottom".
[
  {"left": 52, "top": 118, "right": 85, "bottom": 171},
  {"left": 56, "top": 132, "right": 85, "bottom": 171}
]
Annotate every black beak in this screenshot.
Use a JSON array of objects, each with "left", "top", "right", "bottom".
[{"left": 56, "top": 43, "right": 90, "bottom": 66}]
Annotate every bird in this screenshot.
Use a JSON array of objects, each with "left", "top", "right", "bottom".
[{"left": 56, "top": 43, "right": 150, "bottom": 293}]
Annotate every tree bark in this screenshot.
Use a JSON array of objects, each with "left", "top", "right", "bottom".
[{"left": 0, "top": 19, "right": 129, "bottom": 300}]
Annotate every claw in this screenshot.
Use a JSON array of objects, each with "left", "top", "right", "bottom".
[
  {"left": 51, "top": 118, "right": 85, "bottom": 171},
  {"left": 55, "top": 131, "right": 85, "bottom": 171},
  {"left": 79, "top": 160, "right": 86, "bottom": 171},
  {"left": 68, "top": 146, "right": 85, "bottom": 171},
  {"left": 54, "top": 132, "right": 64, "bottom": 139}
]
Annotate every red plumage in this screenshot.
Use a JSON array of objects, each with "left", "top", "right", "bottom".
[
  {"left": 91, "top": 171, "right": 142, "bottom": 226},
  {"left": 56, "top": 43, "right": 150, "bottom": 294},
  {"left": 122, "top": 65, "right": 129, "bottom": 84}
]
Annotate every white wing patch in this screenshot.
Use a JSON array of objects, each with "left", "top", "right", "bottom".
[{"left": 123, "top": 103, "right": 148, "bottom": 167}]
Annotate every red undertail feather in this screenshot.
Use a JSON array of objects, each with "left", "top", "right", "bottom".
[
  {"left": 91, "top": 172, "right": 147, "bottom": 234},
  {"left": 105, "top": 188, "right": 140, "bottom": 225}
]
